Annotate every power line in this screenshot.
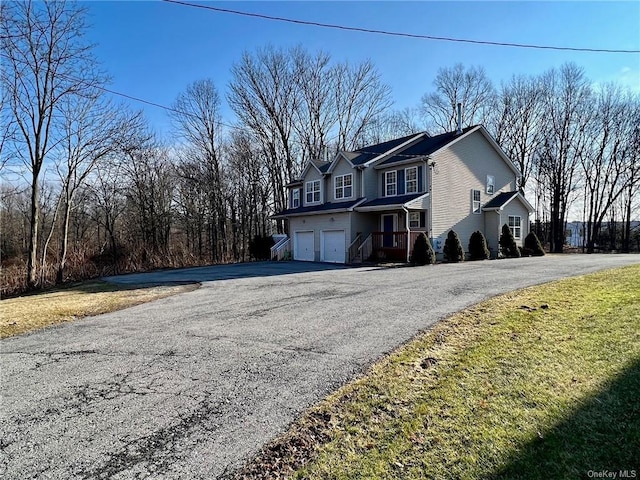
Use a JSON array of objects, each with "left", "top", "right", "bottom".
[{"left": 161, "top": 0, "right": 640, "bottom": 54}]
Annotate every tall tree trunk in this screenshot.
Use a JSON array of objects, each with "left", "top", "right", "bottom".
[
  {"left": 27, "top": 179, "right": 40, "bottom": 289},
  {"left": 56, "top": 200, "right": 73, "bottom": 284}
]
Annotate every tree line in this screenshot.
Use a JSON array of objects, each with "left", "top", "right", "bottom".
[{"left": 1, "top": 1, "right": 638, "bottom": 295}]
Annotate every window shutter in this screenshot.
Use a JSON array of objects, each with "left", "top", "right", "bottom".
[
  {"left": 381, "top": 174, "right": 385, "bottom": 197},
  {"left": 398, "top": 170, "right": 405, "bottom": 195},
  {"left": 420, "top": 211, "right": 426, "bottom": 228},
  {"left": 418, "top": 165, "right": 424, "bottom": 192}
]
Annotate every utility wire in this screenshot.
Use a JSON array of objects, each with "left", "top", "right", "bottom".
[{"left": 161, "top": 0, "right": 640, "bottom": 54}]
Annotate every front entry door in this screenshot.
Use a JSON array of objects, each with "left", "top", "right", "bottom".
[{"left": 382, "top": 214, "right": 394, "bottom": 247}]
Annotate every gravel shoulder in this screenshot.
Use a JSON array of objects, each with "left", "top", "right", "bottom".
[{"left": 1, "top": 254, "right": 638, "bottom": 479}]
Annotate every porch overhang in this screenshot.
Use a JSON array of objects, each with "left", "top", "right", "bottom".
[
  {"left": 272, "top": 198, "right": 366, "bottom": 219},
  {"left": 354, "top": 193, "right": 429, "bottom": 212},
  {"left": 481, "top": 191, "right": 534, "bottom": 214}
]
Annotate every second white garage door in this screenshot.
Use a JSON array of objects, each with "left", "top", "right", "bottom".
[
  {"left": 294, "top": 231, "right": 315, "bottom": 261},
  {"left": 321, "top": 230, "right": 346, "bottom": 263}
]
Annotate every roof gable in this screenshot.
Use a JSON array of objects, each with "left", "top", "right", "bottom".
[
  {"left": 482, "top": 191, "right": 534, "bottom": 213},
  {"left": 326, "top": 151, "right": 356, "bottom": 173}
]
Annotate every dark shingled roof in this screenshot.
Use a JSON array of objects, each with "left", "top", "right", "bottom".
[
  {"left": 310, "top": 159, "right": 332, "bottom": 173},
  {"left": 350, "top": 132, "right": 423, "bottom": 165},
  {"left": 482, "top": 191, "right": 519, "bottom": 209},
  {"left": 358, "top": 193, "right": 424, "bottom": 208},
  {"left": 377, "top": 126, "right": 477, "bottom": 166},
  {"left": 273, "top": 198, "right": 364, "bottom": 217}
]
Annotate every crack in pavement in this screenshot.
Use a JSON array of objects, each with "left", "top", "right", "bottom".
[{"left": 76, "top": 396, "right": 224, "bottom": 479}]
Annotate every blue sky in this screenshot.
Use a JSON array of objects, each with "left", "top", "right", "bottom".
[{"left": 84, "top": 1, "right": 640, "bottom": 137}]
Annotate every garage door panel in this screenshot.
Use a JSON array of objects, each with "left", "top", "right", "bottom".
[
  {"left": 322, "top": 230, "right": 345, "bottom": 263},
  {"left": 294, "top": 231, "right": 315, "bottom": 262}
]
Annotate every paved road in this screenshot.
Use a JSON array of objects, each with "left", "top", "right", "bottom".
[{"left": 2, "top": 255, "right": 639, "bottom": 479}]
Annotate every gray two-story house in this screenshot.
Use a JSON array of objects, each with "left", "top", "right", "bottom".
[{"left": 272, "top": 125, "right": 534, "bottom": 263}]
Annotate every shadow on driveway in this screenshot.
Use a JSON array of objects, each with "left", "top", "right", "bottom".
[{"left": 102, "top": 261, "right": 351, "bottom": 285}]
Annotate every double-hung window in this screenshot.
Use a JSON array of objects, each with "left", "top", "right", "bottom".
[
  {"left": 472, "top": 189, "right": 481, "bottom": 214},
  {"left": 292, "top": 189, "right": 300, "bottom": 208},
  {"left": 334, "top": 174, "right": 353, "bottom": 200},
  {"left": 486, "top": 175, "right": 495, "bottom": 195},
  {"left": 385, "top": 171, "right": 397, "bottom": 196},
  {"left": 305, "top": 180, "right": 321, "bottom": 204},
  {"left": 409, "top": 212, "right": 420, "bottom": 228},
  {"left": 405, "top": 166, "right": 418, "bottom": 194},
  {"left": 508, "top": 215, "right": 522, "bottom": 239}
]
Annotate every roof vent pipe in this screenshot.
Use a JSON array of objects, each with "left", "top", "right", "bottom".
[{"left": 456, "top": 102, "right": 463, "bottom": 135}]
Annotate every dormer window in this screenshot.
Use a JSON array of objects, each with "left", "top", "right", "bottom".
[
  {"left": 335, "top": 174, "right": 353, "bottom": 200},
  {"left": 385, "top": 171, "right": 397, "bottom": 197},
  {"left": 305, "top": 180, "right": 321, "bottom": 204},
  {"left": 405, "top": 166, "right": 418, "bottom": 194},
  {"left": 292, "top": 189, "right": 300, "bottom": 208},
  {"left": 486, "top": 175, "right": 495, "bottom": 195}
]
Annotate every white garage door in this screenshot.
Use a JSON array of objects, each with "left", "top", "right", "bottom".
[
  {"left": 322, "top": 230, "right": 346, "bottom": 263},
  {"left": 294, "top": 231, "right": 315, "bottom": 261}
]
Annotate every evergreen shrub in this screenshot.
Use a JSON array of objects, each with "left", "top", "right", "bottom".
[
  {"left": 468, "top": 230, "right": 490, "bottom": 261},
  {"left": 443, "top": 230, "right": 464, "bottom": 262}
]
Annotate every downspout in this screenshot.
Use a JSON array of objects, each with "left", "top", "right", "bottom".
[
  {"left": 426, "top": 158, "right": 435, "bottom": 248},
  {"left": 403, "top": 206, "right": 411, "bottom": 263}
]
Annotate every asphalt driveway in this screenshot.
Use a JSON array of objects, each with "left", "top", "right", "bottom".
[{"left": 1, "top": 254, "right": 639, "bottom": 479}]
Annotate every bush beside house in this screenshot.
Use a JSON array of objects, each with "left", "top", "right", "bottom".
[
  {"left": 468, "top": 231, "right": 490, "bottom": 260},
  {"left": 444, "top": 230, "right": 464, "bottom": 263},
  {"left": 499, "top": 224, "right": 521, "bottom": 258},
  {"left": 411, "top": 233, "right": 436, "bottom": 266},
  {"left": 524, "top": 231, "right": 545, "bottom": 256}
]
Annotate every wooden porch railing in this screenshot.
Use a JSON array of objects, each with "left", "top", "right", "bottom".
[{"left": 372, "top": 231, "right": 428, "bottom": 262}]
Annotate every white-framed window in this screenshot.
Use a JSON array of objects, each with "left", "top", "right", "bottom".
[
  {"left": 292, "top": 189, "right": 300, "bottom": 208},
  {"left": 305, "top": 180, "right": 321, "bottom": 204},
  {"left": 472, "top": 189, "right": 481, "bottom": 214},
  {"left": 486, "top": 175, "right": 495, "bottom": 195},
  {"left": 409, "top": 211, "right": 421, "bottom": 228},
  {"left": 385, "top": 170, "right": 397, "bottom": 196},
  {"left": 405, "top": 166, "right": 418, "bottom": 194},
  {"left": 509, "top": 215, "right": 522, "bottom": 239},
  {"left": 334, "top": 173, "right": 353, "bottom": 200}
]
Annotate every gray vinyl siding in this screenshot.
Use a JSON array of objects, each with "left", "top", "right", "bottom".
[
  {"left": 301, "top": 168, "right": 324, "bottom": 206},
  {"left": 431, "top": 131, "right": 518, "bottom": 253},
  {"left": 500, "top": 200, "right": 530, "bottom": 247},
  {"left": 289, "top": 213, "right": 351, "bottom": 262},
  {"left": 329, "top": 157, "right": 359, "bottom": 203},
  {"left": 484, "top": 210, "right": 501, "bottom": 256},
  {"left": 362, "top": 167, "right": 378, "bottom": 199},
  {"left": 350, "top": 212, "right": 378, "bottom": 240}
]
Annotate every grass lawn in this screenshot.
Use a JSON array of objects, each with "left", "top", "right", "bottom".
[
  {"left": 1, "top": 281, "right": 198, "bottom": 338},
  {"left": 235, "top": 265, "right": 640, "bottom": 479}
]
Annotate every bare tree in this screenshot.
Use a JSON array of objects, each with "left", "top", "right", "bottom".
[
  {"left": 358, "top": 107, "right": 422, "bottom": 146},
  {"left": 332, "top": 60, "right": 393, "bottom": 150},
  {"left": 489, "top": 75, "right": 545, "bottom": 190},
  {"left": 536, "top": 63, "right": 593, "bottom": 253},
  {"left": 420, "top": 64, "right": 495, "bottom": 133},
  {"left": 292, "top": 49, "right": 335, "bottom": 163},
  {"left": 89, "top": 157, "right": 127, "bottom": 272},
  {"left": 55, "top": 96, "right": 140, "bottom": 282},
  {"left": 170, "top": 79, "right": 227, "bottom": 262},
  {"left": 1, "top": 1, "right": 102, "bottom": 288},
  {"left": 228, "top": 46, "right": 299, "bottom": 222}
]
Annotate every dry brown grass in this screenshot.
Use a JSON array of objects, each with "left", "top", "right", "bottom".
[{"left": 1, "top": 281, "right": 199, "bottom": 338}]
